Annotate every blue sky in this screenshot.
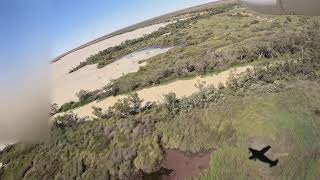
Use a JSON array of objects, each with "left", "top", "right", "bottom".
[
  {"left": 51, "top": 0, "right": 216, "bottom": 57},
  {"left": 0, "top": 0, "right": 216, "bottom": 71},
  {"left": 0, "top": 0, "right": 51, "bottom": 80}
]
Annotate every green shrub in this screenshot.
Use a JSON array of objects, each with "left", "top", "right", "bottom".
[
  {"left": 106, "top": 93, "right": 143, "bottom": 118},
  {"left": 52, "top": 113, "right": 84, "bottom": 129},
  {"left": 163, "top": 92, "right": 180, "bottom": 116}
]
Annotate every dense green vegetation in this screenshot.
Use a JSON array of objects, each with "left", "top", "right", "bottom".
[
  {"left": 2, "top": 47, "right": 320, "bottom": 179},
  {"left": 59, "top": 2, "right": 320, "bottom": 113},
  {"left": 2, "top": 1, "right": 320, "bottom": 180},
  {"left": 198, "top": 81, "right": 320, "bottom": 180}
]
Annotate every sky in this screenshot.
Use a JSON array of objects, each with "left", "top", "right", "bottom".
[
  {"left": 0, "top": 0, "right": 216, "bottom": 79},
  {"left": 51, "top": 0, "right": 216, "bottom": 57},
  {"left": 0, "top": 0, "right": 218, "bottom": 128}
]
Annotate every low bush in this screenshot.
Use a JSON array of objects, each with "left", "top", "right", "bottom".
[
  {"left": 3, "top": 50, "right": 320, "bottom": 179},
  {"left": 59, "top": 7, "right": 320, "bottom": 112}
]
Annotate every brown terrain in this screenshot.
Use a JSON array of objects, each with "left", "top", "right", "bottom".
[{"left": 143, "top": 149, "right": 213, "bottom": 180}]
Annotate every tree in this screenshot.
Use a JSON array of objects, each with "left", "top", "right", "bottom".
[
  {"left": 92, "top": 106, "right": 103, "bottom": 118},
  {"left": 109, "top": 93, "right": 143, "bottom": 118},
  {"left": 50, "top": 103, "right": 59, "bottom": 116},
  {"left": 52, "top": 113, "right": 84, "bottom": 129},
  {"left": 163, "top": 92, "right": 180, "bottom": 116},
  {"left": 76, "top": 90, "right": 91, "bottom": 102},
  {"left": 128, "top": 93, "right": 143, "bottom": 113}
]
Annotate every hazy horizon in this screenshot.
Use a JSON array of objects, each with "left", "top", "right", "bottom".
[{"left": 51, "top": 0, "right": 217, "bottom": 58}]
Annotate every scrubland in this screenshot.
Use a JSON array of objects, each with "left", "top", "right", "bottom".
[{"left": 2, "top": 1, "right": 320, "bottom": 179}]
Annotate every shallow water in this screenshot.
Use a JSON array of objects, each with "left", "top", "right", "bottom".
[{"left": 144, "top": 149, "right": 213, "bottom": 180}]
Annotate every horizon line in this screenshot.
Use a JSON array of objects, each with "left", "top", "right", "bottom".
[{"left": 51, "top": 0, "right": 228, "bottom": 63}]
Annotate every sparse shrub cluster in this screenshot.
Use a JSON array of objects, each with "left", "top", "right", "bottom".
[
  {"left": 163, "top": 92, "right": 180, "bottom": 117},
  {"left": 93, "top": 93, "right": 144, "bottom": 119},
  {"left": 52, "top": 113, "right": 86, "bottom": 129},
  {"left": 227, "top": 58, "right": 320, "bottom": 95},
  {"left": 58, "top": 89, "right": 99, "bottom": 112}
]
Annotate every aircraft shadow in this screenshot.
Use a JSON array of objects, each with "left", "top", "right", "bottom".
[{"left": 249, "top": 145, "right": 279, "bottom": 167}]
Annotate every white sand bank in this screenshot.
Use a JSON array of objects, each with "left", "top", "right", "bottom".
[
  {"left": 51, "top": 23, "right": 168, "bottom": 105},
  {"left": 71, "top": 66, "right": 252, "bottom": 118},
  {"left": 0, "top": 143, "right": 7, "bottom": 168},
  {"left": 52, "top": 47, "right": 171, "bottom": 105}
]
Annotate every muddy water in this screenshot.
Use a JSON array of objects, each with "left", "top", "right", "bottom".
[{"left": 145, "top": 149, "right": 213, "bottom": 180}]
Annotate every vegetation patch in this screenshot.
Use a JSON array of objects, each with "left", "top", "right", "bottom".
[
  {"left": 3, "top": 1, "right": 320, "bottom": 179},
  {"left": 57, "top": 3, "right": 320, "bottom": 113},
  {"left": 3, "top": 47, "right": 320, "bottom": 179}
]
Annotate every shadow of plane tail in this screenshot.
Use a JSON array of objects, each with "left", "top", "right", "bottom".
[{"left": 270, "top": 159, "right": 279, "bottom": 167}]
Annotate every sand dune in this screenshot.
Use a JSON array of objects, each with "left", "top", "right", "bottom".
[{"left": 71, "top": 66, "right": 252, "bottom": 118}]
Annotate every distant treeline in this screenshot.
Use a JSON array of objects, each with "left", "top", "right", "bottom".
[
  {"left": 68, "top": 2, "right": 238, "bottom": 73},
  {"left": 52, "top": 0, "right": 237, "bottom": 63},
  {"left": 57, "top": 11, "right": 320, "bottom": 113}
]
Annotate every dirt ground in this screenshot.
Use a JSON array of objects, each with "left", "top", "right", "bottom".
[{"left": 160, "top": 149, "right": 213, "bottom": 180}]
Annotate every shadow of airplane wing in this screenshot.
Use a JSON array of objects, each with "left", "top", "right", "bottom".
[{"left": 260, "top": 145, "right": 271, "bottom": 154}]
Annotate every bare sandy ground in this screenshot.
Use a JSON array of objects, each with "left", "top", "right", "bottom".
[
  {"left": 0, "top": 144, "right": 7, "bottom": 167},
  {"left": 0, "top": 144, "right": 6, "bottom": 151},
  {"left": 51, "top": 23, "right": 169, "bottom": 105},
  {"left": 52, "top": 23, "right": 168, "bottom": 76},
  {"left": 52, "top": 47, "right": 171, "bottom": 105},
  {"left": 70, "top": 66, "right": 252, "bottom": 118}
]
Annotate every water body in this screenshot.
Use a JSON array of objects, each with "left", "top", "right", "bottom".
[{"left": 144, "top": 149, "right": 213, "bottom": 180}]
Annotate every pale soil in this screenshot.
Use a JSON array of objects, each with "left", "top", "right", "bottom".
[
  {"left": 52, "top": 47, "right": 171, "bottom": 105},
  {"left": 51, "top": 23, "right": 168, "bottom": 105},
  {"left": 0, "top": 144, "right": 7, "bottom": 168},
  {"left": 0, "top": 144, "right": 6, "bottom": 151},
  {"left": 71, "top": 66, "right": 252, "bottom": 119}
]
